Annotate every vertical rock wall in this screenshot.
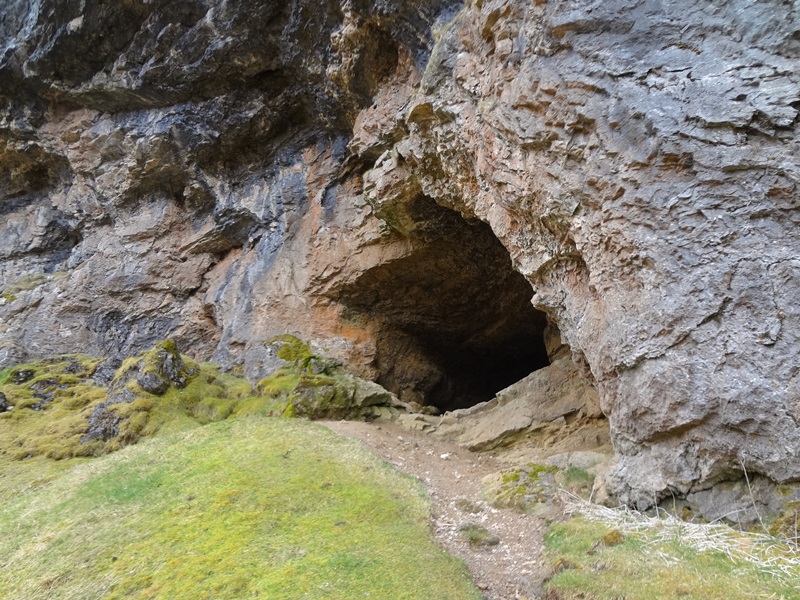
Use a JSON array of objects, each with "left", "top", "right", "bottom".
[
  {"left": 385, "top": 0, "right": 800, "bottom": 505},
  {"left": 1, "top": 0, "right": 800, "bottom": 505}
]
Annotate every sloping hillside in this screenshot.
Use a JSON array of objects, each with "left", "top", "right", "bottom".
[{"left": 0, "top": 417, "right": 481, "bottom": 599}]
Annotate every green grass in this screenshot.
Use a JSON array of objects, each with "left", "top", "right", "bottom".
[
  {"left": 544, "top": 517, "right": 800, "bottom": 599},
  {"left": 0, "top": 417, "right": 482, "bottom": 599},
  {"left": 0, "top": 341, "right": 477, "bottom": 597},
  {"left": 560, "top": 466, "right": 595, "bottom": 497}
]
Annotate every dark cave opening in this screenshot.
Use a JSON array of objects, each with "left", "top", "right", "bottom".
[{"left": 338, "top": 196, "right": 551, "bottom": 412}]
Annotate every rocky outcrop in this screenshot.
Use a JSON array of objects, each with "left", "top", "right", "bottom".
[
  {"left": 0, "top": 0, "right": 460, "bottom": 366},
  {"left": 114, "top": 339, "right": 198, "bottom": 395},
  {"left": 431, "top": 356, "right": 603, "bottom": 451},
  {"left": 259, "top": 334, "right": 407, "bottom": 420},
  {"left": 2, "top": 0, "right": 800, "bottom": 508}
]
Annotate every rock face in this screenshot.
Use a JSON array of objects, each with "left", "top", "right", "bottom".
[
  {"left": 2, "top": 0, "right": 800, "bottom": 507},
  {"left": 432, "top": 356, "right": 603, "bottom": 451}
]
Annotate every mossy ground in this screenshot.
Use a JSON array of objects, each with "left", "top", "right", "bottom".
[
  {"left": 0, "top": 418, "right": 481, "bottom": 599},
  {"left": 544, "top": 517, "right": 800, "bottom": 599},
  {"left": 0, "top": 350, "right": 289, "bottom": 462},
  {"left": 0, "top": 336, "right": 395, "bottom": 467},
  {"left": 109, "top": 359, "right": 282, "bottom": 442},
  {"left": 0, "top": 355, "right": 108, "bottom": 459}
]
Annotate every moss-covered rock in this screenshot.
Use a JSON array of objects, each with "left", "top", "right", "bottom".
[
  {"left": 113, "top": 339, "right": 199, "bottom": 396},
  {"left": 258, "top": 335, "right": 399, "bottom": 420},
  {"left": 482, "top": 463, "right": 558, "bottom": 514},
  {"left": 0, "top": 354, "right": 108, "bottom": 459},
  {"left": 5, "top": 273, "right": 48, "bottom": 294},
  {"left": 81, "top": 388, "right": 138, "bottom": 444},
  {"left": 768, "top": 501, "right": 800, "bottom": 540},
  {"left": 0, "top": 336, "right": 401, "bottom": 463},
  {"left": 88, "top": 341, "right": 257, "bottom": 448},
  {"left": 0, "top": 344, "right": 253, "bottom": 460}
]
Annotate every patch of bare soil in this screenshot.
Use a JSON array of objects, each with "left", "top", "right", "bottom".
[{"left": 323, "top": 420, "right": 554, "bottom": 600}]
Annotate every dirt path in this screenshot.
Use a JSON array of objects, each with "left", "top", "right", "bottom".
[{"left": 323, "top": 420, "right": 551, "bottom": 600}]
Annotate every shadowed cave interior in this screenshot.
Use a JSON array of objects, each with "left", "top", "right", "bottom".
[{"left": 338, "top": 197, "right": 551, "bottom": 412}]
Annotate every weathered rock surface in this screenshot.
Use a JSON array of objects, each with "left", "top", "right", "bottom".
[
  {"left": 683, "top": 476, "right": 800, "bottom": 525},
  {"left": 433, "top": 356, "right": 602, "bottom": 451},
  {"left": 2, "top": 0, "right": 800, "bottom": 509},
  {"left": 81, "top": 388, "right": 136, "bottom": 443}
]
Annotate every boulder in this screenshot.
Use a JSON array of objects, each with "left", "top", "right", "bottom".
[
  {"left": 111, "top": 340, "right": 198, "bottom": 396},
  {"left": 435, "top": 357, "right": 601, "bottom": 451}
]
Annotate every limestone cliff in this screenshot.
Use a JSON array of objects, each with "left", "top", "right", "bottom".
[{"left": 2, "top": 0, "right": 800, "bottom": 508}]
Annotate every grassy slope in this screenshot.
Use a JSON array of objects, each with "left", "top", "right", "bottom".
[{"left": 0, "top": 417, "right": 481, "bottom": 599}]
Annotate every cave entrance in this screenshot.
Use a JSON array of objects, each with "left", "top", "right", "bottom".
[{"left": 338, "top": 196, "right": 551, "bottom": 412}]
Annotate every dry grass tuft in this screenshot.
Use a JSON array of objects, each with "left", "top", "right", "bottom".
[{"left": 562, "top": 492, "right": 800, "bottom": 582}]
